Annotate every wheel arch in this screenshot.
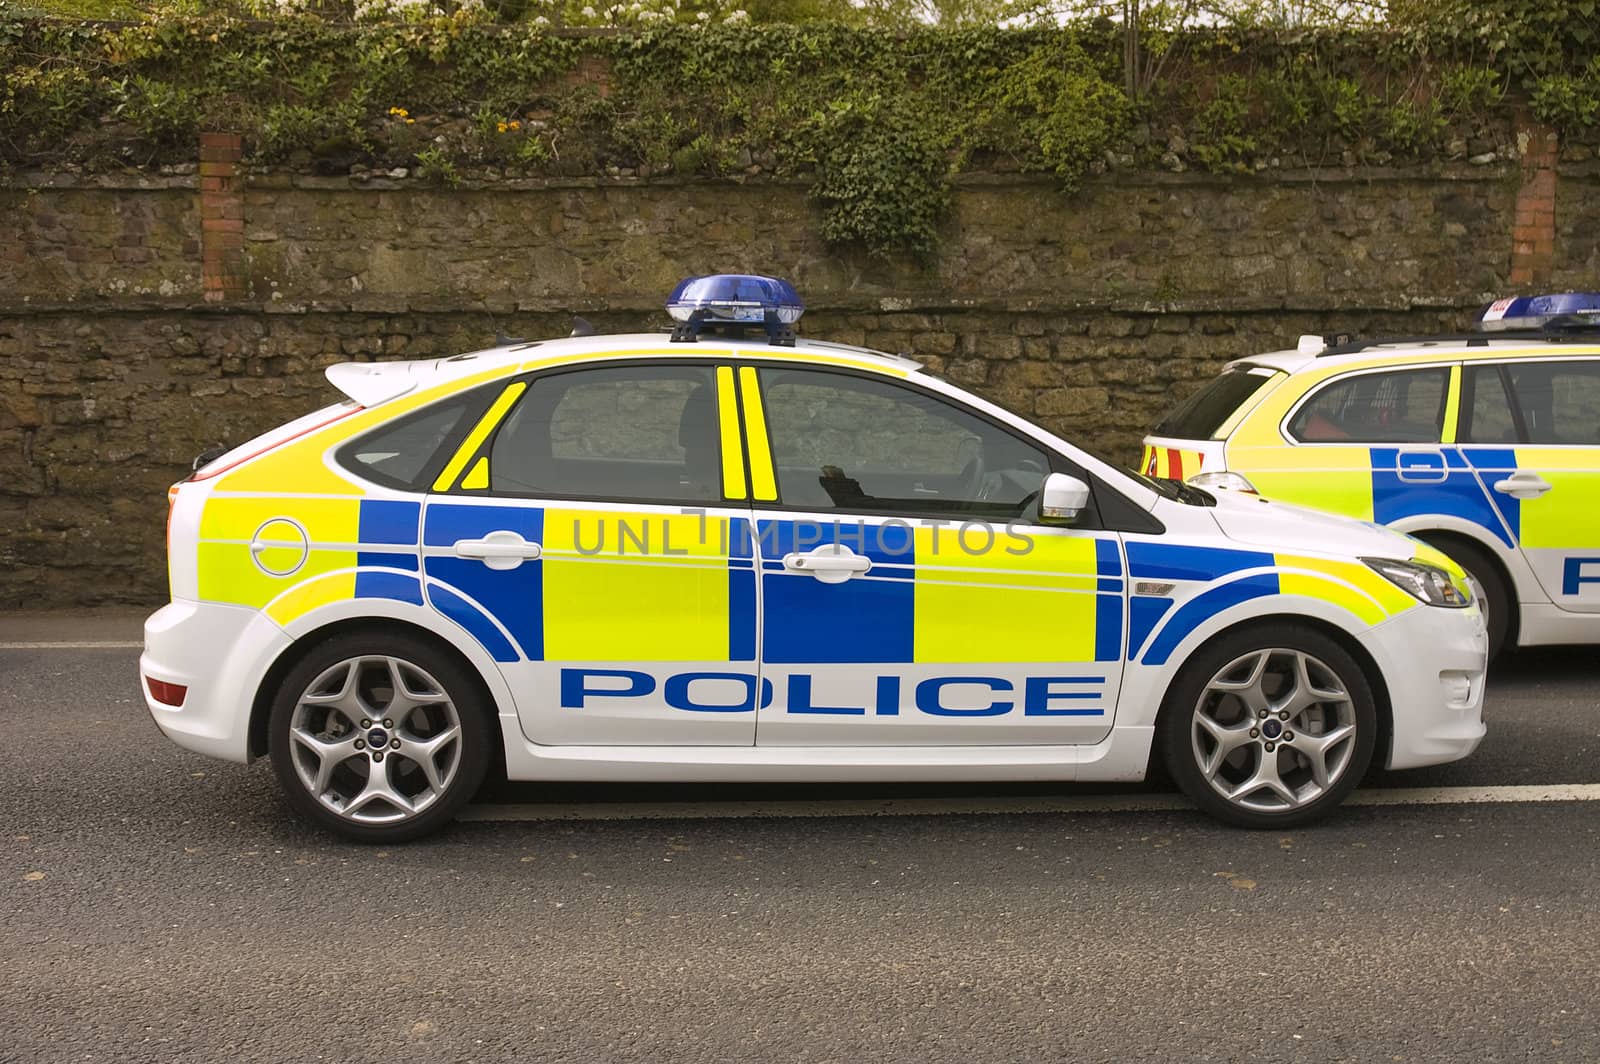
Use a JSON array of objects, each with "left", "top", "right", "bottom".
[
  {"left": 248, "top": 613, "right": 513, "bottom": 774},
  {"left": 1147, "top": 612, "right": 1394, "bottom": 776}
]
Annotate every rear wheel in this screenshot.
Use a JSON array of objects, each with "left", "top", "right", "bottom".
[
  {"left": 1416, "top": 534, "right": 1512, "bottom": 660},
  {"left": 267, "top": 633, "right": 491, "bottom": 843},
  {"left": 1161, "top": 625, "right": 1377, "bottom": 828}
]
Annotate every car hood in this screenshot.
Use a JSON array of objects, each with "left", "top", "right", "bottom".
[{"left": 1204, "top": 488, "right": 1415, "bottom": 560}]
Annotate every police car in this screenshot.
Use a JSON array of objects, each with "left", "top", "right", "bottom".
[
  {"left": 1142, "top": 293, "right": 1600, "bottom": 658},
  {"left": 142, "top": 275, "right": 1488, "bottom": 841}
]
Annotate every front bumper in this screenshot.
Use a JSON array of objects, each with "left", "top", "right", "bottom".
[
  {"left": 140, "top": 600, "right": 292, "bottom": 764},
  {"left": 1360, "top": 599, "right": 1488, "bottom": 771}
]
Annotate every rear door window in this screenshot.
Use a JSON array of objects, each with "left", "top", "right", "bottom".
[
  {"left": 1460, "top": 365, "right": 1520, "bottom": 445},
  {"left": 486, "top": 364, "right": 726, "bottom": 504},
  {"left": 1505, "top": 360, "right": 1600, "bottom": 446},
  {"left": 1286, "top": 367, "right": 1449, "bottom": 444}
]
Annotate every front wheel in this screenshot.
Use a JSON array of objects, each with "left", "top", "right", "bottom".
[
  {"left": 1161, "top": 625, "right": 1377, "bottom": 828},
  {"left": 267, "top": 633, "right": 492, "bottom": 842}
]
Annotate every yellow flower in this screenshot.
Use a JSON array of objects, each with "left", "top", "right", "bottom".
[
  {"left": 388, "top": 107, "right": 410, "bottom": 118},
  {"left": 509, "top": 120, "right": 521, "bottom": 130},
  {"left": 405, "top": 118, "right": 415, "bottom": 125},
  {"left": 496, "top": 121, "right": 508, "bottom": 133}
]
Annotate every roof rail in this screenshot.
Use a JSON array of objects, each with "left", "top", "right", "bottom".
[{"left": 1316, "top": 320, "right": 1600, "bottom": 357}]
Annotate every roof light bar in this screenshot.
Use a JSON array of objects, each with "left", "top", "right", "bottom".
[
  {"left": 1478, "top": 293, "right": 1600, "bottom": 332},
  {"left": 667, "top": 274, "right": 804, "bottom": 347}
]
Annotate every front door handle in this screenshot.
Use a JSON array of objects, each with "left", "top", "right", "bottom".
[
  {"left": 783, "top": 544, "right": 872, "bottom": 585},
  {"left": 1492, "top": 473, "right": 1553, "bottom": 499},
  {"left": 454, "top": 530, "right": 543, "bottom": 570}
]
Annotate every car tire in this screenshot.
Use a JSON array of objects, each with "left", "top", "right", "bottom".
[
  {"left": 1416, "top": 535, "right": 1512, "bottom": 660},
  {"left": 267, "top": 632, "right": 492, "bottom": 843},
  {"left": 1160, "top": 624, "right": 1377, "bottom": 829}
]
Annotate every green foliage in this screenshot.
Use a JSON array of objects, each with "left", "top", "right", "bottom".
[
  {"left": 968, "top": 37, "right": 1128, "bottom": 185},
  {"left": 1532, "top": 58, "right": 1600, "bottom": 129},
  {"left": 804, "top": 90, "right": 949, "bottom": 259},
  {"left": 414, "top": 144, "right": 459, "bottom": 183},
  {"left": 0, "top": 12, "right": 1595, "bottom": 258}
]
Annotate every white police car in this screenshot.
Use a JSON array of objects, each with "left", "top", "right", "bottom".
[
  {"left": 142, "top": 275, "right": 1488, "bottom": 840},
  {"left": 1142, "top": 293, "right": 1600, "bottom": 658}
]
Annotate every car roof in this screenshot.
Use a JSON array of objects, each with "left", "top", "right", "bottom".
[
  {"left": 1230, "top": 336, "right": 1600, "bottom": 377},
  {"left": 326, "top": 332, "right": 924, "bottom": 406}
]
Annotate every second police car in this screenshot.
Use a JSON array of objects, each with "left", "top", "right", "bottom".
[
  {"left": 142, "top": 275, "right": 1488, "bottom": 841},
  {"left": 1143, "top": 293, "right": 1600, "bottom": 658}
]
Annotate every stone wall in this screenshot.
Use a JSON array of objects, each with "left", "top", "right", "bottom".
[{"left": 2, "top": 158, "right": 1583, "bottom": 607}]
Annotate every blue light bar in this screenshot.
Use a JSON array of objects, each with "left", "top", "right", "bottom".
[
  {"left": 1478, "top": 292, "right": 1600, "bottom": 331},
  {"left": 667, "top": 274, "right": 804, "bottom": 346}
]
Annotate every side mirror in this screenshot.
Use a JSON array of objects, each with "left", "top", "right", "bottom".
[{"left": 1039, "top": 472, "right": 1091, "bottom": 524}]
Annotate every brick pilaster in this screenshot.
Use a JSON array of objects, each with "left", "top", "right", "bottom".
[
  {"left": 198, "top": 132, "right": 245, "bottom": 302},
  {"left": 1510, "top": 122, "right": 1558, "bottom": 287}
]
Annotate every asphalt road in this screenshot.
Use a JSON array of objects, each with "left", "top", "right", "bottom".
[{"left": 2, "top": 625, "right": 1598, "bottom": 1063}]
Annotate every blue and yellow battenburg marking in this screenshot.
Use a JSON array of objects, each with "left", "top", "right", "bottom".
[
  {"left": 198, "top": 495, "right": 1434, "bottom": 675},
  {"left": 756, "top": 520, "right": 1125, "bottom": 665},
  {"left": 1123, "top": 541, "right": 1428, "bottom": 666},
  {"left": 1231, "top": 444, "right": 1598, "bottom": 555}
]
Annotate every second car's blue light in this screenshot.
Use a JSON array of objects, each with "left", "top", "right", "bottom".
[{"left": 1478, "top": 292, "right": 1600, "bottom": 330}]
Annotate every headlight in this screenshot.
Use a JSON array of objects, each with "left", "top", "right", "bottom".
[
  {"left": 1362, "top": 557, "right": 1473, "bottom": 608},
  {"left": 1187, "top": 471, "right": 1257, "bottom": 494}
]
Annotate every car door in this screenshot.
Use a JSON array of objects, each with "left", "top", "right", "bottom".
[
  {"left": 420, "top": 361, "right": 760, "bottom": 745},
  {"left": 740, "top": 363, "right": 1125, "bottom": 747},
  {"left": 1478, "top": 358, "right": 1600, "bottom": 613}
]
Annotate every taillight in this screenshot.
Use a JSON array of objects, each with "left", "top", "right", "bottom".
[
  {"left": 145, "top": 676, "right": 188, "bottom": 707},
  {"left": 167, "top": 483, "right": 181, "bottom": 548}
]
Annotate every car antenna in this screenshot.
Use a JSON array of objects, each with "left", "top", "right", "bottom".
[{"left": 570, "top": 316, "right": 596, "bottom": 337}]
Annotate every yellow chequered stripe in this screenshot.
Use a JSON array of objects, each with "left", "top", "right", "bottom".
[
  {"left": 540, "top": 509, "right": 730, "bottom": 661},
  {"left": 913, "top": 529, "right": 1100, "bottom": 662}
]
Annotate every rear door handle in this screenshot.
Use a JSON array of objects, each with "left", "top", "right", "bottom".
[
  {"left": 1492, "top": 473, "right": 1552, "bottom": 499},
  {"left": 454, "top": 530, "right": 543, "bottom": 570}
]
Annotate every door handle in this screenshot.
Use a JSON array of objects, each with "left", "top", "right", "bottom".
[
  {"left": 454, "top": 530, "right": 543, "bottom": 570},
  {"left": 783, "top": 544, "right": 872, "bottom": 585},
  {"left": 1492, "top": 473, "right": 1553, "bottom": 499}
]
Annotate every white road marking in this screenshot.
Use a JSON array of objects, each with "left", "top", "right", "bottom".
[
  {"left": 462, "top": 783, "right": 1600, "bottom": 823},
  {"left": 0, "top": 641, "right": 144, "bottom": 650}
]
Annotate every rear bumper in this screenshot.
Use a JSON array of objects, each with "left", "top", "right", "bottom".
[
  {"left": 1360, "top": 601, "right": 1488, "bottom": 771},
  {"left": 140, "top": 600, "right": 291, "bottom": 764}
]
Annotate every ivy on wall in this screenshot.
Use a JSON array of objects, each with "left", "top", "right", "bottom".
[{"left": 1, "top": 16, "right": 1597, "bottom": 258}]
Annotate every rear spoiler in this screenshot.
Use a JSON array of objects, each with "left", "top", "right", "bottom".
[{"left": 325, "top": 361, "right": 419, "bottom": 406}]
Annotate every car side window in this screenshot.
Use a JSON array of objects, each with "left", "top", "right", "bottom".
[
  {"left": 1460, "top": 365, "right": 1519, "bottom": 445},
  {"left": 755, "top": 366, "right": 1051, "bottom": 519},
  {"left": 337, "top": 390, "right": 485, "bottom": 491},
  {"left": 486, "top": 364, "right": 724, "bottom": 503},
  {"left": 1286, "top": 367, "right": 1449, "bottom": 444},
  {"left": 1505, "top": 360, "right": 1600, "bottom": 446}
]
